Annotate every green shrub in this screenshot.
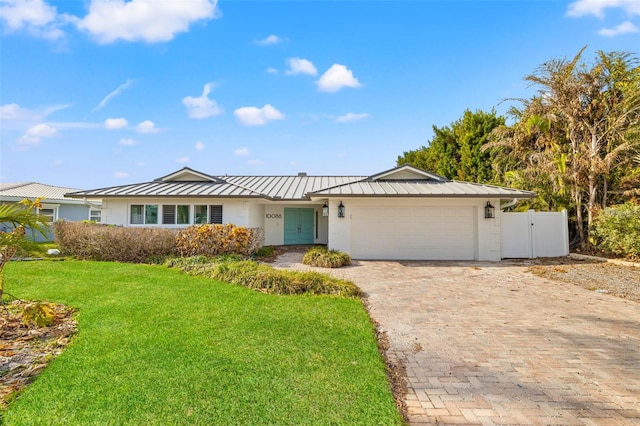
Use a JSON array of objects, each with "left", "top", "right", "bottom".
[
  {"left": 591, "top": 202, "right": 640, "bottom": 259},
  {"left": 302, "top": 246, "right": 352, "bottom": 268},
  {"left": 54, "top": 222, "right": 177, "bottom": 263},
  {"left": 175, "top": 224, "right": 264, "bottom": 257},
  {"left": 253, "top": 245, "right": 276, "bottom": 258},
  {"left": 166, "top": 256, "right": 361, "bottom": 298}
]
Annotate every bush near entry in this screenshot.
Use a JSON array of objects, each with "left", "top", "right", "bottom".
[{"left": 302, "top": 246, "right": 352, "bottom": 268}]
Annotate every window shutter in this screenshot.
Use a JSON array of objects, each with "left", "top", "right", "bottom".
[
  {"left": 209, "top": 205, "right": 223, "bottom": 224},
  {"left": 163, "top": 205, "right": 176, "bottom": 224}
]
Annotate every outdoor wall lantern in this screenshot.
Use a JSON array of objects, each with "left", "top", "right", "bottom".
[
  {"left": 322, "top": 202, "right": 329, "bottom": 217},
  {"left": 484, "top": 201, "right": 495, "bottom": 219},
  {"left": 337, "top": 201, "right": 345, "bottom": 218}
]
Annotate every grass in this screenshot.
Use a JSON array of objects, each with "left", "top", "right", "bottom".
[{"left": 2, "top": 261, "right": 401, "bottom": 425}]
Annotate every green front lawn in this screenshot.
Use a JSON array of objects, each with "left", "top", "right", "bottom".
[{"left": 3, "top": 261, "right": 401, "bottom": 425}]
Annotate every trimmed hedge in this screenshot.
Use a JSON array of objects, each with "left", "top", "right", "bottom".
[
  {"left": 302, "top": 246, "right": 352, "bottom": 268},
  {"left": 165, "top": 256, "right": 361, "bottom": 298},
  {"left": 54, "top": 222, "right": 176, "bottom": 263},
  {"left": 591, "top": 202, "right": 640, "bottom": 259}
]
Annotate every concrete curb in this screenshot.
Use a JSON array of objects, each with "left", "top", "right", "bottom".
[{"left": 569, "top": 253, "right": 640, "bottom": 268}]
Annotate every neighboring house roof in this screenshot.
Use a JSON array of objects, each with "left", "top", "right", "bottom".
[
  {"left": 67, "top": 165, "right": 537, "bottom": 201},
  {"left": 0, "top": 182, "right": 101, "bottom": 205}
]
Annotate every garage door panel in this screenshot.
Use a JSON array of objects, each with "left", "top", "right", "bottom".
[{"left": 351, "top": 206, "right": 477, "bottom": 260}]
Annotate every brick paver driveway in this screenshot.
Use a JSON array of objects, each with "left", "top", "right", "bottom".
[{"left": 274, "top": 255, "right": 640, "bottom": 425}]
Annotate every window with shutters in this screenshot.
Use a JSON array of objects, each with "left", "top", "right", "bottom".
[
  {"left": 209, "top": 205, "right": 223, "bottom": 224},
  {"left": 162, "top": 205, "right": 176, "bottom": 224},
  {"left": 162, "top": 205, "right": 190, "bottom": 225}
]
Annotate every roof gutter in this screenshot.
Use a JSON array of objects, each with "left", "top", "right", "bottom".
[{"left": 501, "top": 198, "right": 519, "bottom": 209}]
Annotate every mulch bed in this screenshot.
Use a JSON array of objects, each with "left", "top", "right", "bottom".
[
  {"left": 0, "top": 301, "right": 77, "bottom": 408},
  {"left": 528, "top": 256, "right": 640, "bottom": 303}
]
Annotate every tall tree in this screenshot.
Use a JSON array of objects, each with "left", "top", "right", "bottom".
[
  {"left": 397, "top": 109, "right": 505, "bottom": 182},
  {"left": 490, "top": 48, "right": 640, "bottom": 247}
]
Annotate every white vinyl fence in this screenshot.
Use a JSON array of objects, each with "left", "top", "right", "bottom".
[{"left": 501, "top": 210, "right": 569, "bottom": 259}]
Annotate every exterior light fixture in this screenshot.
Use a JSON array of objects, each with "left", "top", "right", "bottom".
[
  {"left": 484, "top": 201, "right": 495, "bottom": 219},
  {"left": 337, "top": 201, "right": 345, "bottom": 218},
  {"left": 322, "top": 202, "right": 329, "bottom": 217}
]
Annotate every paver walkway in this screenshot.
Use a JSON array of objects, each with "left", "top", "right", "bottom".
[{"left": 273, "top": 254, "right": 640, "bottom": 425}]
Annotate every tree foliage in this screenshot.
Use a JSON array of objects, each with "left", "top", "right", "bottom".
[
  {"left": 397, "top": 109, "right": 505, "bottom": 182},
  {"left": 489, "top": 48, "right": 640, "bottom": 247}
]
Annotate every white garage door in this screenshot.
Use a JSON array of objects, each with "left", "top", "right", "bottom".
[{"left": 351, "top": 206, "right": 477, "bottom": 260}]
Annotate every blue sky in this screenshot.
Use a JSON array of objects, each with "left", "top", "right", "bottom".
[{"left": 1, "top": 0, "right": 639, "bottom": 189}]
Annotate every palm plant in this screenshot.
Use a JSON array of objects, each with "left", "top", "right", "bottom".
[{"left": 0, "top": 198, "right": 50, "bottom": 300}]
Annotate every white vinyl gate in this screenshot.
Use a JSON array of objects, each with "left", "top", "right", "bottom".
[{"left": 501, "top": 210, "right": 569, "bottom": 258}]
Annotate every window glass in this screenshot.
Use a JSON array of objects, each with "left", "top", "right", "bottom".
[
  {"left": 145, "top": 205, "right": 158, "bottom": 224},
  {"left": 131, "top": 205, "right": 144, "bottom": 224},
  {"left": 194, "top": 205, "right": 208, "bottom": 224},
  {"left": 162, "top": 205, "right": 176, "bottom": 224},
  {"left": 40, "top": 208, "right": 55, "bottom": 222},
  {"left": 177, "top": 205, "right": 190, "bottom": 225},
  {"left": 90, "top": 210, "right": 101, "bottom": 223}
]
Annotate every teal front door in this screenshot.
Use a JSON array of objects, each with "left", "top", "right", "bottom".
[{"left": 284, "top": 208, "right": 314, "bottom": 245}]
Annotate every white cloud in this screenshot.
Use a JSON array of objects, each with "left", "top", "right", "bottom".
[
  {"left": 285, "top": 58, "right": 317, "bottom": 76},
  {"left": 114, "top": 171, "right": 129, "bottom": 178},
  {"left": 335, "top": 112, "right": 369, "bottom": 123},
  {"left": 18, "top": 123, "right": 58, "bottom": 146},
  {"left": 105, "top": 117, "right": 128, "bottom": 130},
  {"left": 119, "top": 138, "right": 138, "bottom": 146},
  {"left": 176, "top": 156, "right": 190, "bottom": 164},
  {"left": 136, "top": 120, "right": 158, "bottom": 133},
  {"left": 598, "top": 20, "right": 639, "bottom": 35},
  {"left": 266, "top": 67, "right": 278, "bottom": 75},
  {"left": 182, "top": 83, "right": 223, "bottom": 119},
  {"left": 195, "top": 141, "right": 205, "bottom": 150},
  {"left": 567, "top": 0, "right": 640, "bottom": 18},
  {"left": 0, "top": 0, "right": 67, "bottom": 40},
  {"left": 254, "top": 34, "right": 281, "bottom": 45},
  {"left": 316, "top": 64, "right": 361, "bottom": 93},
  {"left": 234, "top": 147, "right": 249, "bottom": 156},
  {"left": 93, "top": 79, "right": 134, "bottom": 112},
  {"left": 76, "top": 0, "right": 218, "bottom": 44},
  {"left": 0, "top": 103, "right": 69, "bottom": 122},
  {"left": 234, "top": 104, "right": 284, "bottom": 126}
]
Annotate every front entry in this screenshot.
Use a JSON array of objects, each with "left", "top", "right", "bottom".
[{"left": 284, "top": 208, "right": 314, "bottom": 245}]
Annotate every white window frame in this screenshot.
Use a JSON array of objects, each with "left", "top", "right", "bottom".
[
  {"left": 90, "top": 209, "right": 102, "bottom": 223},
  {"left": 130, "top": 204, "right": 159, "bottom": 225},
  {"left": 129, "top": 203, "right": 222, "bottom": 226},
  {"left": 39, "top": 204, "right": 59, "bottom": 222}
]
